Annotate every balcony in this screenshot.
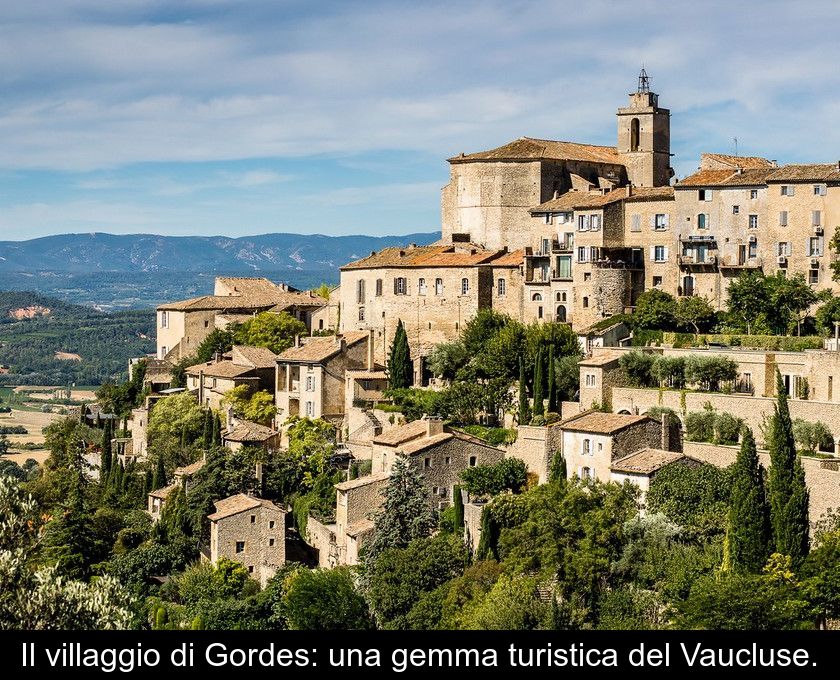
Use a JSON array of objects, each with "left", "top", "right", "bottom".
[
  {"left": 551, "top": 269, "right": 573, "bottom": 281},
  {"left": 551, "top": 239, "right": 574, "bottom": 253},
  {"left": 591, "top": 258, "right": 641, "bottom": 270},
  {"left": 680, "top": 254, "right": 717, "bottom": 269},
  {"left": 718, "top": 255, "right": 762, "bottom": 269}
]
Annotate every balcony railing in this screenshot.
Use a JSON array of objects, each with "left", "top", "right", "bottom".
[
  {"left": 718, "top": 256, "right": 762, "bottom": 269},
  {"left": 591, "top": 259, "right": 642, "bottom": 270},
  {"left": 680, "top": 255, "right": 717, "bottom": 267},
  {"left": 552, "top": 240, "right": 574, "bottom": 253}
]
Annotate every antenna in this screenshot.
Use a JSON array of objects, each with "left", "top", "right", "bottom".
[
  {"left": 733, "top": 137, "right": 739, "bottom": 157},
  {"left": 638, "top": 67, "right": 650, "bottom": 94}
]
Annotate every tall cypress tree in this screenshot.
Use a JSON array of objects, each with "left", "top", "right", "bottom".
[
  {"left": 202, "top": 409, "right": 212, "bottom": 448},
  {"left": 100, "top": 418, "right": 113, "bottom": 482},
  {"left": 517, "top": 357, "right": 530, "bottom": 425},
  {"left": 388, "top": 319, "right": 413, "bottom": 390},
  {"left": 212, "top": 413, "right": 222, "bottom": 447},
  {"left": 768, "top": 370, "right": 809, "bottom": 561},
  {"left": 532, "top": 347, "right": 545, "bottom": 417},
  {"left": 152, "top": 455, "right": 166, "bottom": 490},
  {"left": 547, "top": 343, "right": 557, "bottom": 413},
  {"left": 453, "top": 484, "right": 464, "bottom": 532},
  {"left": 727, "top": 426, "right": 769, "bottom": 573}
]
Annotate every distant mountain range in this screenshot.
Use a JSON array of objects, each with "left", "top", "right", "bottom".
[{"left": 0, "top": 231, "right": 440, "bottom": 273}]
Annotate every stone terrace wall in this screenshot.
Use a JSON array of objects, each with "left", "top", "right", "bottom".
[{"left": 684, "top": 441, "right": 840, "bottom": 525}]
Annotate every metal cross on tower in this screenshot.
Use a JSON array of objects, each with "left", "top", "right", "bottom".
[{"left": 638, "top": 68, "right": 650, "bottom": 93}]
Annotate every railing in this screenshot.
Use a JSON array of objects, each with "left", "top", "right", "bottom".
[
  {"left": 718, "top": 256, "right": 762, "bottom": 268},
  {"left": 680, "top": 255, "right": 717, "bottom": 267},
  {"left": 591, "top": 259, "right": 641, "bottom": 269},
  {"left": 551, "top": 269, "right": 573, "bottom": 281},
  {"left": 552, "top": 240, "right": 574, "bottom": 253}
]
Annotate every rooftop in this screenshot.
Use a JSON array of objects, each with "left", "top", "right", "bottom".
[
  {"left": 766, "top": 163, "right": 840, "bottom": 183},
  {"left": 559, "top": 410, "right": 654, "bottom": 435},
  {"left": 231, "top": 345, "right": 278, "bottom": 369},
  {"left": 701, "top": 153, "right": 776, "bottom": 170},
  {"left": 185, "top": 360, "right": 256, "bottom": 379},
  {"left": 372, "top": 418, "right": 431, "bottom": 446},
  {"left": 449, "top": 137, "right": 623, "bottom": 165},
  {"left": 578, "top": 350, "right": 624, "bottom": 367},
  {"left": 335, "top": 471, "right": 391, "bottom": 492},
  {"left": 611, "top": 448, "right": 686, "bottom": 474},
  {"left": 207, "top": 493, "right": 284, "bottom": 521},
  {"left": 174, "top": 458, "right": 205, "bottom": 477},
  {"left": 341, "top": 243, "right": 511, "bottom": 271},
  {"left": 223, "top": 421, "right": 278, "bottom": 442},
  {"left": 530, "top": 186, "right": 673, "bottom": 213},
  {"left": 277, "top": 331, "right": 368, "bottom": 363}
]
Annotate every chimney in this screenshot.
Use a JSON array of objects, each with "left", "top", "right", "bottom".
[
  {"left": 553, "top": 189, "right": 559, "bottom": 199},
  {"left": 660, "top": 412, "right": 670, "bottom": 451},
  {"left": 198, "top": 369, "right": 205, "bottom": 407},
  {"left": 625, "top": 185, "right": 632, "bottom": 197},
  {"left": 367, "top": 329, "right": 375, "bottom": 370},
  {"left": 226, "top": 405, "right": 235, "bottom": 429},
  {"left": 294, "top": 334, "right": 300, "bottom": 348},
  {"left": 425, "top": 415, "right": 444, "bottom": 437}
]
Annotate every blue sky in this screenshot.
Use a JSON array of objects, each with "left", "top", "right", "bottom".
[{"left": 2, "top": 0, "right": 840, "bottom": 240}]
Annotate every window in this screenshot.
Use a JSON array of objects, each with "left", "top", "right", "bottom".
[
  {"left": 497, "top": 278, "right": 506, "bottom": 296},
  {"left": 445, "top": 456, "right": 451, "bottom": 465},
  {"left": 424, "top": 457, "right": 431, "bottom": 469},
  {"left": 809, "top": 269, "right": 820, "bottom": 285},
  {"left": 749, "top": 240, "right": 757, "bottom": 259},
  {"left": 235, "top": 541, "right": 245, "bottom": 553},
  {"left": 653, "top": 245, "right": 667, "bottom": 262},
  {"left": 699, "top": 189, "right": 713, "bottom": 201},
  {"left": 582, "top": 296, "right": 589, "bottom": 308},
  {"left": 211, "top": 378, "right": 217, "bottom": 389},
  {"left": 541, "top": 238, "right": 550, "bottom": 254},
  {"left": 394, "top": 277, "right": 406, "bottom": 295},
  {"left": 653, "top": 275, "right": 663, "bottom": 287},
  {"left": 375, "top": 278, "right": 382, "bottom": 296},
  {"left": 585, "top": 373, "right": 596, "bottom": 387},
  {"left": 654, "top": 213, "right": 668, "bottom": 230},
  {"left": 544, "top": 213, "right": 552, "bottom": 225},
  {"left": 532, "top": 293, "right": 543, "bottom": 302},
  {"left": 750, "top": 189, "right": 759, "bottom": 199},
  {"left": 269, "top": 538, "right": 275, "bottom": 547},
  {"left": 160, "top": 311, "right": 168, "bottom": 328},
  {"left": 469, "top": 456, "right": 477, "bottom": 467},
  {"left": 435, "top": 278, "right": 443, "bottom": 296},
  {"left": 630, "top": 214, "right": 641, "bottom": 232},
  {"left": 556, "top": 305, "right": 566, "bottom": 321},
  {"left": 250, "top": 515, "right": 256, "bottom": 524},
  {"left": 269, "top": 520, "right": 275, "bottom": 529},
  {"left": 204, "top": 320, "right": 209, "bottom": 328},
  {"left": 582, "top": 439, "right": 591, "bottom": 456},
  {"left": 809, "top": 237, "right": 823, "bottom": 256},
  {"left": 248, "top": 566, "right": 254, "bottom": 573},
  {"left": 583, "top": 272, "right": 591, "bottom": 281},
  {"left": 814, "top": 184, "right": 827, "bottom": 196},
  {"left": 630, "top": 117, "right": 640, "bottom": 151},
  {"left": 812, "top": 210, "right": 822, "bottom": 226},
  {"left": 418, "top": 278, "right": 427, "bottom": 295},
  {"left": 305, "top": 375, "right": 314, "bottom": 392},
  {"left": 697, "top": 213, "right": 709, "bottom": 229},
  {"left": 589, "top": 214, "right": 601, "bottom": 231},
  {"left": 557, "top": 291, "right": 567, "bottom": 302},
  {"left": 781, "top": 185, "right": 795, "bottom": 196},
  {"left": 577, "top": 215, "right": 587, "bottom": 231},
  {"left": 778, "top": 242, "right": 791, "bottom": 256},
  {"left": 779, "top": 211, "right": 788, "bottom": 226},
  {"left": 461, "top": 278, "right": 469, "bottom": 295},
  {"left": 577, "top": 246, "right": 588, "bottom": 263},
  {"left": 356, "top": 279, "right": 365, "bottom": 304},
  {"left": 538, "top": 306, "right": 543, "bottom": 319},
  {"left": 358, "top": 307, "right": 365, "bottom": 322},
  {"left": 305, "top": 401, "right": 314, "bottom": 417},
  {"left": 748, "top": 214, "right": 759, "bottom": 229},
  {"left": 732, "top": 205, "right": 740, "bottom": 215},
  {"left": 581, "top": 467, "right": 592, "bottom": 480}
]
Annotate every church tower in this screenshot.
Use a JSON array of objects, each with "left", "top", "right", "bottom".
[{"left": 616, "top": 69, "right": 672, "bottom": 187}]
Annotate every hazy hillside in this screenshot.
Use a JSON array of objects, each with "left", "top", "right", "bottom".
[{"left": 0, "top": 231, "right": 439, "bottom": 273}]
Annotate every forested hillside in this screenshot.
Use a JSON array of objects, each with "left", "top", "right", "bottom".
[{"left": 0, "top": 291, "right": 155, "bottom": 385}]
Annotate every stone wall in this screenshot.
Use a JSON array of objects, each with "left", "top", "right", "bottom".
[
  {"left": 463, "top": 500, "right": 485, "bottom": 555},
  {"left": 505, "top": 423, "right": 563, "bottom": 483},
  {"left": 683, "top": 441, "right": 840, "bottom": 524},
  {"left": 305, "top": 516, "right": 338, "bottom": 569},
  {"left": 210, "top": 504, "right": 286, "bottom": 588}
]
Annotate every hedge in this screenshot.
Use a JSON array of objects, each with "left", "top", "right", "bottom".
[{"left": 662, "top": 333, "right": 823, "bottom": 351}]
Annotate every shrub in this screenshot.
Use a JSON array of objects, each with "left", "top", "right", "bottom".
[
  {"left": 460, "top": 458, "right": 527, "bottom": 498},
  {"left": 793, "top": 419, "right": 834, "bottom": 456},
  {"left": 684, "top": 355, "right": 737, "bottom": 391},
  {"left": 714, "top": 412, "right": 743, "bottom": 445},
  {"left": 685, "top": 407, "right": 716, "bottom": 443},
  {"left": 619, "top": 351, "right": 657, "bottom": 387},
  {"left": 651, "top": 356, "right": 685, "bottom": 388},
  {"left": 459, "top": 425, "right": 517, "bottom": 446}
]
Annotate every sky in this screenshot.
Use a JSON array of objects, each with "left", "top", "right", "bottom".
[{"left": 2, "top": 0, "right": 840, "bottom": 241}]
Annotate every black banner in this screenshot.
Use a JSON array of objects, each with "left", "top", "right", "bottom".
[{"left": 3, "top": 631, "right": 834, "bottom": 677}]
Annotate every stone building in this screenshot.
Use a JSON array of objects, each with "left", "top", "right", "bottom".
[
  {"left": 275, "top": 330, "right": 371, "bottom": 423},
  {"left": 208, "top": 493, "right": 287, "bottom": 587},
  {"left": 156, "top": 276, "right": 328, "bottom": 362},
  {"left": 558, "top": 410, "right": 663, "bottom": 482},
  {"left": 610, "top": 449, "right": 698, "bottom": 508},
  {"left": 222, "top": 420, "right": 281, "bottom": 452},
  {"left": 186, "top": 345, "right": 277, "bottom": 411}
]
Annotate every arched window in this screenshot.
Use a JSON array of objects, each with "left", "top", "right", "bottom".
[
  {"left": 461, "top": 278, "right": 469, "bottom": 295},
  {"left": 531, "top": 293, "right": 543, "bottom": 302},
  {"left": 435, "top": 278, "right": 443, "bottom": 295},
  {"left": 630, "top": 118, "right": 640, "bottom": 152},
  {"left": 556, "top": 305, "right": 566, "bottom": 322},
  {"left": 582, "top": 296, "right": 589, "bottom": 308}
]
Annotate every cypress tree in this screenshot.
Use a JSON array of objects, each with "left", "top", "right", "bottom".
[
  {"left": 517, "top": 357, "right": 530, "bottom": 425},
  {"left": 387, "top": 319, "right": 413, "bottom": 390},
  {"left": 212, "top": 413, "right": 222, "bottom": 447},
  {"left": 202, "top": 409, "right": 212, "bottom": 448},
  {"left": 727, "top": 426, "right": 770, "bottom": 573},
  {"left": 549, "top": 450, "right": 567, "bottom": 484},
  {"left": 532, "top": 347, "right": 545, "bottom": 418},
  {"left": 152, "top": 456, "right": 166, "bottom": 490},
  {"left": 476, "top": 505, "right": 497, "bottom": 560},
  {"left": 179, "top": 425, "right": 187, "bottom": 450},
  {"left": 453, "top": 484, "right": 464, "bottom": 531},
  {"left": 768, "top": 370, "right": 808, "bottom": 560},
  {"left": 100, "top": 418, "right": 113, "bottom": 482},
  {"left": 144, "top": 469, "right": 153, "bottom": 496},
  {"left": 547, "top": 343, "right": 557, "bottom": 413},
  {"left": 111, "top": 461, "right": 124, "bottom": 496}
]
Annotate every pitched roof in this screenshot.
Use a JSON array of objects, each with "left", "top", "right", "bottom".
[
  {"left": 559, "top": 411, "right": 654, "bottom": 435},
  {"left": 346, "top": 367, "right": 388, "bottom": 380},
  {"left": 174, "top": 458, "right": 205, "bottom": 477},
  {"left": 611, "top": 448, "right": 685, "bottom": 474},
  {"left": 159, "top": 278, "right": 321, "bottom": 313},
  {"left": 340, "top": 244, "right": 510, "bottom": 271},
  {"left": 678, "top": 167, "right": 778, "bottom": 188},
  {"left": 449, "top": 137, "right": 623, "bottom": 165},
  {"left": 277, "top": 331, "right": 368, "bottom": 363},
  {"left": 223, "top": 421, "right": 278, "bottom": 442},
  {"left": 335, "top": 471, "right": 391, "bottom": 492},
  {"left": 766, "top": 164, "right": 840, "bottom": 182},
  {"left": 530, "top": 186, "right": 674, "bottom": 213},
  {"left": 268, "top": 291, "right": 328, "bottom": 312},
  {"left": 231, "top": 345, "right": 278, "bottom": 369},
  {"left": 346, "top": 518, "right": 376, "bottom": 538},
  {"left": 149, "top": 483, "right": 177, "bottom": 500},
  {"left": 372, "top": 418, "right": 430, "bottom": 446},
  {"left": 701, "top": 153, "right": 775, "bottom": 170},
  {"left": 676, "top": 169, "right": 738, "bottom": 188},
  {"left": 398, "top": 432, "right": 454, "bottom": 456},
  {"left": 487, "top": 248, "right": 525, "bottom": 267},
  {"left": 215, "top": 277, "right": 288, "bottom": 298},
  {"left": 578, "top": 350, "right": 624, "bottom": 367},
  {"left": 207, "top": 493, "right": 284, "bottom": 521},
  {"left": 184, "top": 360, "right": 256, "bottom": 379}
]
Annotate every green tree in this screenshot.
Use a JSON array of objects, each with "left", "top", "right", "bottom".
[
  {"left": 460, "top": 458, "right": 527, "bottom": 498},
  {"left": 453, "top": 485, "right": 464, "bottom": 531},
  {"left": 792, "top": 419, "right": 833, "bottom": 456},
  {"left": 459, "top": 573, "right": 549, "bottom": 630},
  {"left": 675, "top": 295, "right": 716, "bottom": 335},
  {"left": 726, "top": 273, "right": 770, "bottom": 335},
  {"left": 100, "top": 417, "right": 113, "bottom": 482},
  {"left": 619, "top": 351, "right": 656, "bottom": 387},
  {"left": 532, "top": 347, "right": 544, "bottom": 418},
  {"left": 427, "top": 341, "right": 468, "bottom": 380},
  {"left": 768, "top": 371, "right": 809, "bottom": 563},
  {"left": 517, "top": 357, "right": 530, "bottom": 425},
  {"left": 800, "top": 530, "right": 840, "bottom": 628},
  {"left": 193, "top": 328, "right": 235, "bottom": 364},
  {"left": 222, "top": 385, "right": 277, "bottom": 426},
  {"left": 831, "top": 226, "right": 840, "bottom": 283},
  {"left": 282, "top": 567, "right": 373, "bottom": 630},
  {"left": 767, "top": 273, "right": 819, "bottom": 335},
  {"left": 366, "top": 458, "right": 437, "bottom": 565},
  {"left": 547, "top": 344, "right": 557, "bottom": 413},
  {"left": 388, "top": 319, "right": 413, "bottom": 390},
  {"left": 633, "top": 289, "right": 677, "bottom": 331},
  {"left": 726, "top": 427, "right": 770, "bottom": 573},
  {"left": 147, "top": 392, "right": 204, "bottom": 449},
  {"left": 815, "top": 296, "right": 840, "bottom": 336},
  {"left": 234, "top": 312, "right": 307, "bottom": 354}
]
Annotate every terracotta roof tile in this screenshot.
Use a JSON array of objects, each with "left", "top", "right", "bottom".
[
  {"left": 341, "top": 244, "right": 510, "bottom": 271},
  {"left": 335, "top": 471, "right": 391, "bottom": 492},
  {"left": 488, "top": 248, "right": 525, "bottom": 267},
  {"left": 611, "top": 448, "right": 685, "bottom": 474},
  {"left": 676, "top": 169, "right": 738, "bottom": 188},
  {"left": 223, "top": 421, "right": 278, "bottom": 442},
  {"left": 277, "top": 331, "right": 368, "bottom": 363},
  {"left": 559, "top": 411, "right": 654, "bottom": 435},
  {"left": 185, "top": 360, "right": 256, "bottom": 379},
  {"left": 449, "top": 137, "right": 623, "bottom": 165},
  {"left": 578, "top": 350, "right": 624, "bottom": 367},
  {"left": 701, "top": 153, "right": 775, "bottom": 170},
  {"left": 231, "top": 345, "right": 278, "bottom": 369},
  {"left": 373, "top": 419, "right": 430, "bottom": 446},
  {"left": 174, "top": 458, "right": 205, "bottom": 477},
  {"left": 766, "top": 164, "right": 840, "bottom": 182},
  {"left": 398, "top": 432, "right": 453, "bottom": 456},
  {"left": 207, "top": 493, "right": 284, "bottom": 521}
]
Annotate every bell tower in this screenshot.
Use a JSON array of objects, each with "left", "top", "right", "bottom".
[{"left": 617, "top": 69, "right": 672, "bottom": 187}]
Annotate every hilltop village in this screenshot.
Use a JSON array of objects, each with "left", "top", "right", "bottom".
[{"left": 4, "top": 73, "right": 840, "bottom": 630}]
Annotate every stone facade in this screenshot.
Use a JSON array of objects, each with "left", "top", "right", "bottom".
[
  {"left": 208, "top": 494, "right": 287, "bottom": 588},
  {"left": 505, "top": 423, "right": 564, "bottom": 484}
]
